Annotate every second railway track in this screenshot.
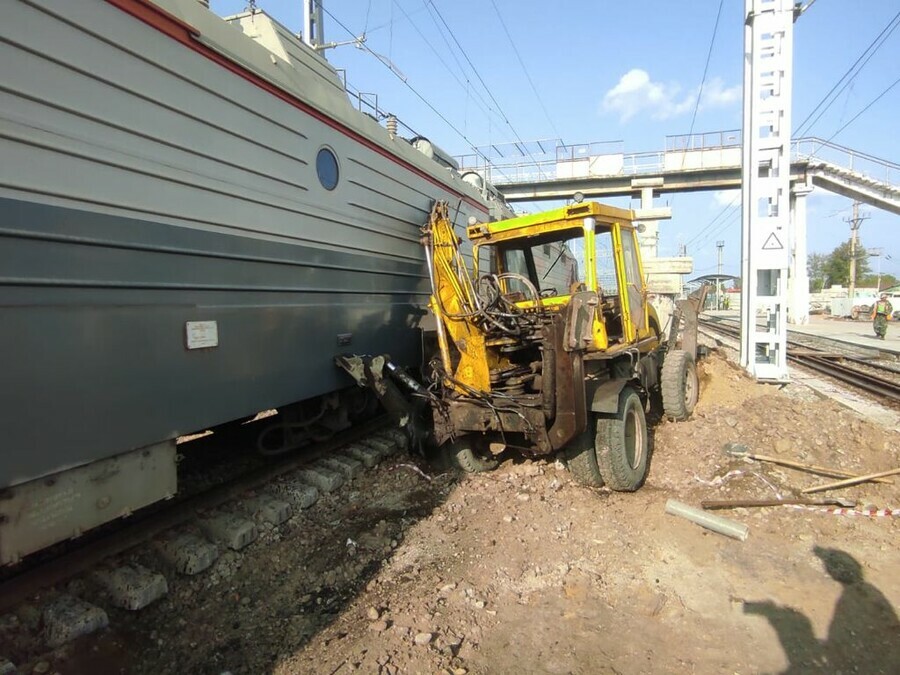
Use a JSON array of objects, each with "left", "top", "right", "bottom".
[{"left": 699, "top": 317, "right": 900, "bottom": 404}]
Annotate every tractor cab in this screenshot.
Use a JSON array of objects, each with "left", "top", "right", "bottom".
[{"left": 468, "top": 201, "right": 659, "bottom": 351}]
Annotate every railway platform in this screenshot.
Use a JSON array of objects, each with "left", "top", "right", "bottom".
[
  {"left": 700, "top": 310, "right": 900, "bottom": 430},
  {"left": 704, "top": 310, "right": 900, "bottom": 357}
]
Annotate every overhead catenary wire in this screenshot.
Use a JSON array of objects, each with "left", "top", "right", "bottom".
[
  {"left": 822, "top": 74, "right": 900, "bottom": 146},
  {"left": 318, "top": 4, "right": 500, "bottom": 172},
  {"left": 674, "top": 0, "right": 725, "bottom": 217},
  {"left": 424, "top": 0, "right": 549, "bottom": 179},
  {"left": 794, "top": 8, "right": 900, "bottom": 137},
  {"left": 683, "top": 0, "right": 726, "bottom": 153},
  {"left": 488, "top": 0, "right": 563, "bottom": 144},
  {"left": 390, "top": 0, "right": 513, "bottom": 145},
  {"left": 684, "top": 197, "right": 740, "bottom": 249}
]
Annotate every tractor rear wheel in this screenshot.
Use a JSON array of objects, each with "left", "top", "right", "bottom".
[
  {"left": 564, "top": 420, "right": 604, "bottom": 488},
  {"left": 594, "top": 386, "right": 649, "bottom": 492},
  {"left": 661, "top": 350, "right": 699, "bottom": 421}
]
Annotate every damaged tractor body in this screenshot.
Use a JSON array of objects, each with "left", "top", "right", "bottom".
[{"left": 338, "top": 200, "right": 704, "bottom": 491}]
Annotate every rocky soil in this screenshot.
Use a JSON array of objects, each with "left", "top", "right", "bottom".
[{"left": 2, "top": 350, "right": 898, "bottom": 674}]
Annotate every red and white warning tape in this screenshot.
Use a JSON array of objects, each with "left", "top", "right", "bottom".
[{"left": 786, "top": 505, "right": 900, "bottom": 517}]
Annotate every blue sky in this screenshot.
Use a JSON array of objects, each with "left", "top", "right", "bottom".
[{"left": 211, "top": 0, "right": 899, "bottom": 280}]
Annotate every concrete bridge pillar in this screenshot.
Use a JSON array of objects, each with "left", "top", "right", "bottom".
[{"left": 788, "top": 183, "right": 812, "bottom": 325}]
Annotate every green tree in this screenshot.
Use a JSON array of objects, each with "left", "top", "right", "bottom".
[
  {"left": 821, "top": 240, "right": 870, "bottom": 288},
  {"left": 807, "top": 252, "right": 827, "bottom": 292},
  {"left": 859, "top": 272, "right": 898, "bottom": 291}
]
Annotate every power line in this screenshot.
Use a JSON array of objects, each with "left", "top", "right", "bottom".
[
  {"left": 674, "top": 0, "right": 725, "bottom": 214},
  {"left": 391, "top": 0, "right": 511, "bottom": 143},
  {"left": 794, "top": 8, "right": 900, "bottom": 137},
  {"left": 823, "top": 74, "right": 900, "bottom": 144},
  {"left": 417, "top": 0, "right": 512, "bottom": 154},
  {"left": 424, "top": 0, "right": 547, "bottom": 178},
  {"left": 488, "top": 0, "right": 563, "bottom": 143},
  {"left": 318, "top": 4, "right": 497, "bottom": 170},
  {"left": 684, "top": 0, "right": 725, "bottom": 146},
  {"left": 684, "top": 197, "right": 739, "bottom": 249}
]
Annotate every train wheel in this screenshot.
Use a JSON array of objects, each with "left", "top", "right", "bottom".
[{"left": 594, "top": 386, "right": 649, "bottom": 492}]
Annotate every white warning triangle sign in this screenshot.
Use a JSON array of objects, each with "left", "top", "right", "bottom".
[{"left": 761, "top": 232, "right": 784, "bottom": 250}]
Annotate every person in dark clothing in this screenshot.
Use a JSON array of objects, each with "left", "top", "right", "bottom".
[{"left": 871, "top": 293, "right": 893, "bottom": 339}]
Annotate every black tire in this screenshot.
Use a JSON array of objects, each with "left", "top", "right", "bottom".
[
  {"left": 595, "top": 386, "right": 649, "bottom": 491},
  {"left": 564, "top": 422, "right": 604, "bottom": 488},
  {"left": 449, "top": 438, "right": 497, "bottom": 473},
  {"left": 661, "top": 350, "right": 699, "bottom": 421}
]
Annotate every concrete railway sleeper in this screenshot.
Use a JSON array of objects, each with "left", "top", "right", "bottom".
[{"left": 0, "top": 418, "right": 406, "bottom": 618}]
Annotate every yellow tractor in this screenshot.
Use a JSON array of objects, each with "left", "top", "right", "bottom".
[{"left": 338, "top": 200, "right": 704, "bottom": 490}]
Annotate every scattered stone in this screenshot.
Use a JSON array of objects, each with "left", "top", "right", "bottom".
[
  {"left": 155, "top": 532, "right": 219, "bottom": 575},
  {"left": 42, "top": 595, "right": 109, "bottom": 648},
  {"left": 0, "top": 659, "right": 15, "bottom": 675},
  {"left": 93, "top": 564, "right": 168, "bottom": 610},
  {"left": 503, "top": 515, "right": 514, "bottom": 523},
  {"left": 32, "top": 661, "right": 50, "bottom": 674},
  {"left": 414, "top": 632, "right": 433, "bottom": 646},
  {"left": 342, "top": 444, "right": 381, "bottom": 469},
  {"left": 368, "top": 620, "right": 388, "bottom": 633},
  {"left": 319, "top": 455, "right": 364, "bottom": 481},
  {"left": 298, "top": 466, "right": 344, "bottom": 494},
  {"left": 516, "top": 493, "right": 530, "bottom": 502},
  {"left": 245, "top": 494, "right": 293, "bottom": 526},
  {"left": 367, "top": 607, "right": 381, "bottom": 621},
  {"left": 17, "top": 604, "right": 41, "bottom": 630},
  {"left": 199, "top": 512, "right": 259, "bottom": 551}
]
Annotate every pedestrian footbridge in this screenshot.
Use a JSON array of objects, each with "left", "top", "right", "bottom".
[{"left": 457, "top": 131, "right": 900, "bottom": 216}]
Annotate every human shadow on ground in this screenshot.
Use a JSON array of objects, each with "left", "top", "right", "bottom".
[{"left": 743, "top": 546, "right": 900, "bottom": 674}]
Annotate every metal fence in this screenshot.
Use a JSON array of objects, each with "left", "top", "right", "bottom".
[{"left": 458, "top": 132, "right": 899, "bottom": 191}]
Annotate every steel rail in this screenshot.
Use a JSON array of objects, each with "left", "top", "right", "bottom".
[
  {"left": 0, "top": 416, "right": 391, "bottom": 614},
  {"left": 788, "top": 353, "right": 900, "bottom": 402},
  {"left": 699, "top": 318, "right": 900, "bottom": 402}
]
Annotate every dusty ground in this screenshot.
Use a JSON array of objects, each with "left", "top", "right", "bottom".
[{"left": 3, "top": 350, "right": 899, "bottom": 674}]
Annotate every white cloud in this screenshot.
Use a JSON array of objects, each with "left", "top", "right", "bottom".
[
  {"left": 712, "top": 189, "right": 740, "bottom": 209},
  {"left": 601, "top": 69, "right": 740, "bottom": 123},
  {"left": 700, "top": 78, "right": 741, "bottom": 108}
]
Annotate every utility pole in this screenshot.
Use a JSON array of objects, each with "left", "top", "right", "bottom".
[
  {"left": 870, "top": 247, "right": 883, "bottom": 291},
  {"left": 716, "top": 240, "right": 725, "bottom": 310},
  {"left": 844, "top": 201, "right": 869, "bottom": 299}
]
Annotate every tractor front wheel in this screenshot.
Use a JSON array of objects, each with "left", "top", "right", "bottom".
[
  {"left": 449, "top": 437, "right": 498, "bottom": 473},
  {"left": 564, "top": 420, "right": 604, "bottom": 488},
  {"left": 661, "top": 350, "right": 699, "bottom": 421},
  {"left": 594, "top": 387, "right": 649, "bottom": 492}
]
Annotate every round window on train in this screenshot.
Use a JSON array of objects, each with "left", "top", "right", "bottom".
[{"left": 316, "top": 147, "right": 339, "bottom": 190}]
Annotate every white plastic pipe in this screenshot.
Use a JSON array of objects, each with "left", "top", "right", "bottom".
[{"left": 665, "top": 499, "right": 750, "bottom": 541}]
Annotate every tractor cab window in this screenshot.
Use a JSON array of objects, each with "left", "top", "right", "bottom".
[
  {"left": 498, "top": 230, "right": 585, "bottom": 299},
  {"left": 619, "top": 229, "right": 646, "bottom": 332}
]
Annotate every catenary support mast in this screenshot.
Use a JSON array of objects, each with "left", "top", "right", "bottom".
[{"left": 740, "top": 0, "right": 796, "bottom": 381}]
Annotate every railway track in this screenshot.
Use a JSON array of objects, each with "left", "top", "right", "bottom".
[
  {"left": 699, "top": 317, "right": 900, "bottom": 403},
  {"left": 0, "top": 416, "right": 396, "bottom": 614}
]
